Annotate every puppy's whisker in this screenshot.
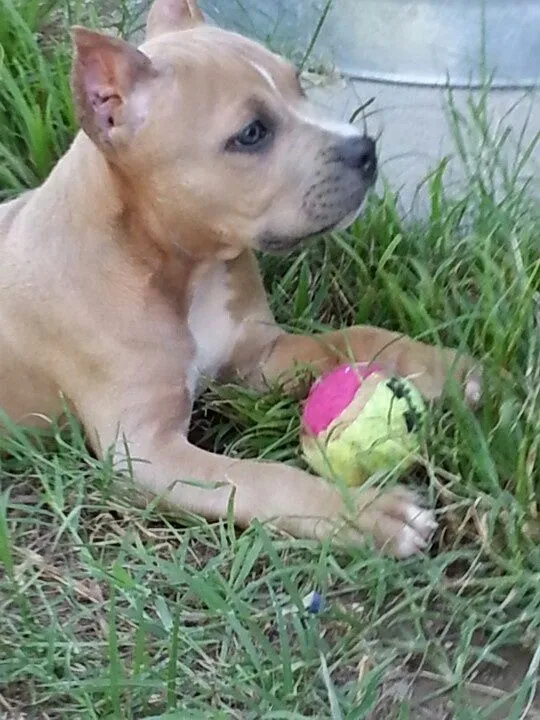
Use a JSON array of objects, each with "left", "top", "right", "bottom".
[{"left": 379, "top": 151, "right": 434, "bottom": 168}]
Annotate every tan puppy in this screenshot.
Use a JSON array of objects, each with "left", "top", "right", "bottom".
[{"left": 0, "top": 0, "right": 480, "bottom": 557}]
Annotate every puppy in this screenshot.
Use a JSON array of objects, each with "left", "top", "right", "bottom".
[{"left": 0, "top": 0, "right": 480, "bottom": 557}]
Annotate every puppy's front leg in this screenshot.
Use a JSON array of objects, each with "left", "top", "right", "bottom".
[
  {"left": 83, "top": 394, "right": 435, "bottom": 558},
  {"left": 124, "top": 436, "right": 435, "bottom": 557},
  {"left": 249, "top": 326, "right": 481, "bottom": 405}
]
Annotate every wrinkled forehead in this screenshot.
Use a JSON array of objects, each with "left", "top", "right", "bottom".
[{"left": 141, "top": 25, "right": 300, "bottom": 96}]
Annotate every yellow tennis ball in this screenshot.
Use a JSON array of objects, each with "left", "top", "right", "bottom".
[{"left": 300, "top": 363, "right": 426, "bottom": 486}]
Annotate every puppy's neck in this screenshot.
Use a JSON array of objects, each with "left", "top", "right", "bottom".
[
  {"left": 41, "top": 133, "right": 123, "bottom": 228},
  {"left": 43, "top": 134, "right": 232, "bottom": 313}
]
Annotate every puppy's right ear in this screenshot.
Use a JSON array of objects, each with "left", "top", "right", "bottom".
[
  {"left": 70, "top": 27, "right": 157, "bottom": 150},
  {"left": 146, "top": 0, "right": 205, "bottom": 39}
]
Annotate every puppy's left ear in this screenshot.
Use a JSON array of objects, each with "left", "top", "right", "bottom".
[
  {"left": 70, "top": 27, "right": 157, "bottom": 150},
  {"left": 146, "top": 0, "right": 205, "bottom": 40}
]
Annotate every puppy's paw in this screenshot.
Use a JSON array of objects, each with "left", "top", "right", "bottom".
[
  {"left": 356, "top": 486, "right": 438, "bottom": 558},
  {"left": 421, "top": 350, "right": 483, "bottom": 409}
]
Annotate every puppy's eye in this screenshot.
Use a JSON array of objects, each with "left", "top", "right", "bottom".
[
  {"left": 236, "top": 120, "right": 268, "bottom": 146},
  {"left": 227, "top": 119, "right": 271, "bottom": 152}
]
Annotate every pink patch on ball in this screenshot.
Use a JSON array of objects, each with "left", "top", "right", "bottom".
[{"left": 302, "top": 362, "right": 384, "bottom": 436}]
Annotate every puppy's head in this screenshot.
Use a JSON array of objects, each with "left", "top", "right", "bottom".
[{"left": 71, "top": 0, "right": 377, "bottom": 259}]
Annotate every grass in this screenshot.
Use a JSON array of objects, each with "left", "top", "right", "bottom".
[{"left": 1, "top": 0, "right": 539, "bottom": 717}]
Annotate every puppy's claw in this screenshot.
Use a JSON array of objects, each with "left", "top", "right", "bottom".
[
  {"left": 394, "top": 505, "right": 437, "bottom": 558},
  {"left": 405, "top": 506, "right": 438, "bottom": 536},
  {"left": 395, "top": 525, "right": 427, "bottom": 557},
  {"left": 358, "top": 488, "right": 438, "bottom": 558}
]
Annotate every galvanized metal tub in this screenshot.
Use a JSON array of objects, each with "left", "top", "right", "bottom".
[{"left": 199, "top": 0, "right": 540, "bottom": 89}]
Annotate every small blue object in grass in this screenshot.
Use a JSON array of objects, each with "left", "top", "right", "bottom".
[{"left": 302, "top": 590, "right": 324, "bottom": 614}]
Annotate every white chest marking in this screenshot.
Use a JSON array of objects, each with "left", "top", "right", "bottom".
[{"left": 186, "top": 263, "right": 241, "bottom": 398}]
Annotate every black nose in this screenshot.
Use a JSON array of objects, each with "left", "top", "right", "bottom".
[{"left": 336, "top": 135, "right": 377, "bottom": 181}]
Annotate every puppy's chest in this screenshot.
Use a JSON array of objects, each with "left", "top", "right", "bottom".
[{"left": 186, "top": 262, "right": 242, "bottom": 397}]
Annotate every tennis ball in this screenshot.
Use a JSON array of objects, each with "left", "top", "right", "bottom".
[{"left": 300, "top": 362, "right": 426, "bottom": 486}]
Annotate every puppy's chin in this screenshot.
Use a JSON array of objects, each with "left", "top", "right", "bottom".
[
  {"left": 258, "top": 235, "right": 305, "bottom": 255},
  {"left": 258, "top": 202, "right": 366, "bottom": 255}
]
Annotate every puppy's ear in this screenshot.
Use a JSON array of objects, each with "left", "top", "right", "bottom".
[
  {"left": 70, "top": 27, "right": 157, "bottom": 150},
  {"left": 146, "top": 0, "right": 205, "bottom": 39}
]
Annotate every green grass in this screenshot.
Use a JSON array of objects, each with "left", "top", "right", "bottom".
[{"left": 1, "top": 1, "right": 539, "bottom": 717}]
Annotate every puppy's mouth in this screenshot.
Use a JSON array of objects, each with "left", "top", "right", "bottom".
[
  {"left": 258, "top": 202, "right": 367, "bottom": 256},
  {"left": 259, "top": 224, "right": 336, "bottom": 255}
]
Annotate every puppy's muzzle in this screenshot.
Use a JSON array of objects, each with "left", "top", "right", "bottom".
[
  {"left": 336, "top": 135, "right": 377, "bottom": 185},
  {"left": 257, "top": 132, "right": 377, "bottom": 255}
]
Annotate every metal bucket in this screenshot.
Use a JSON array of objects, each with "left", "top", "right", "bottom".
[{"left": 199, "top": 0, "right": 540, "bottom": 89}]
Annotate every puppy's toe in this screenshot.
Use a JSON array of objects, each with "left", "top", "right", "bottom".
[
  {"left": 393, "top": 501, "right": 437, "bottom": 558},
  {"left": 404, "top": 503, "right": 438, "bottom": 540},
  {"left": 366, "top": 487, "right": 438, "bottom": 558},
  {"left": 393, "top": 522, "right": 429, "bottom": 558}
]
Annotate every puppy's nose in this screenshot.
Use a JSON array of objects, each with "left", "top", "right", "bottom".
[{"left": 337, "top": 135, "right": 377, "bottom": 182}]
